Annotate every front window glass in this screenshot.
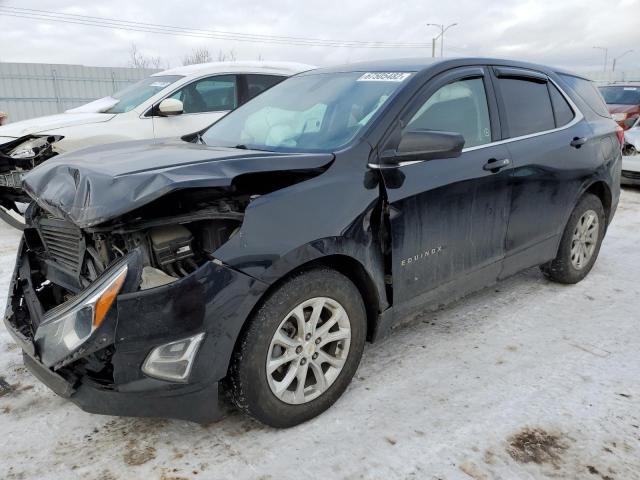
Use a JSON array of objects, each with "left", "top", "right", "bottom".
[
  {"left": 105, "top": 75, "right": 183, "bottom": 113},
  {"left": 599, "top": 86, "right": 640, "bottom": 105},
  {"left": 169, "top": 75, "right": 237, "bottom": 114},
  {"left": 201, "top": 71, "right": 412, "bottom": 152},
  {"left": 407, "top": 78, "right": 491, "bottom": 148}
]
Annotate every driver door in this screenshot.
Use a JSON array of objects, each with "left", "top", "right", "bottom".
[
  {"left": 378, "top": 67, "right": 513, "bottom": 314},
  {"left": 152, "top": 75, "right": 238, "bottom": 138}
]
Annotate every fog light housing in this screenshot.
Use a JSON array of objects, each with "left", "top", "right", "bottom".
[{"left": 142, "top": 333, "right": 205, "bottom": 382}]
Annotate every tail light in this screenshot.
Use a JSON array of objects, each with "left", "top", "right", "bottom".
[{"left": 615, "top": 127, "right": 624, "bottom": 147}]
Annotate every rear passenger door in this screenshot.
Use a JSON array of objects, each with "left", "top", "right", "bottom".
[
  {"left": 380, "top": 67, "right": 512, "bottom": 313},
  {"left": 491, "top": 67, "right": 597, "bottom": 277}
]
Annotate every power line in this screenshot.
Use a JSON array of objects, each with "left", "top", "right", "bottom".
[
  {"left": 2, "top": 6, "right": 431, "bottom": 47},
  {"left": 0, "top": 6, "right": 433, "bottom": 49}
]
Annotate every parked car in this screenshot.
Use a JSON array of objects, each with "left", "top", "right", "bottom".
[
  {"left": 621, "top": 123, "right": 640, "bottom": 186},
  {"left": 0, "top": 61, "right": 314, "bottom": 229},
  {"left": 622, "top": 118, "right": 640, "bottom": 156},
  {"left": 598, "top": 82, "right": 640, "bottom": 132},
  {"left": 5, "top": 58, "right": 621, "bottom": 428}
]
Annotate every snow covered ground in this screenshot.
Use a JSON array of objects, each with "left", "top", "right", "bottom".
[{"left": 1, "top": 188, "right": 639, "bottom": 480}]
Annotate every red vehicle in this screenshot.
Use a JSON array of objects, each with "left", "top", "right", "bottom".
[{"left": 599, "top": 83, "right": 640, "bottom": 130}]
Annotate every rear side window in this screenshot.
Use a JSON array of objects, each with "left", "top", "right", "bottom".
[
  {"left": 559, "top": 74, "right": 610, "bottom": 117},
  {"left": 498, "top": 78, "right": 555, "bottom": 137},
  {"left": 549, "top": 84, "right": 575, "bottom": 127},
  {"left": 244, "top": 74, "right": 285, "bottom": 104}
]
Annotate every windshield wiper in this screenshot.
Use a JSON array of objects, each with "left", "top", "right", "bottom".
[{"left": 233, "top": 144, "right": 248, "bottom": 149}]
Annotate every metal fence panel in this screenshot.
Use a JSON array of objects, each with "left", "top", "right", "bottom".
[
  {"left": 0, "top": 62, "right": 159, "bottom": 123},
  {"left": 584, "top": 70, "right": 640, "bottom": 84}
]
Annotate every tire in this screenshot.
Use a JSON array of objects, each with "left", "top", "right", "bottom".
[
  {"left": 0, "top": 204, "right": 25, "bottom": 230},
  {"left": 540, "top": 193, "right": 605, "bottom": 284},
  {"left": 227, "top": 268, "right": 366, "bottom": 428}
]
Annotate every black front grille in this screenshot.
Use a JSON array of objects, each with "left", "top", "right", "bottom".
[
  {"left": 622, "top": 170, "right": 640, "bottom": 180},
  {"left": 37, "top": 217, "right": 85, "bottom": 273}
]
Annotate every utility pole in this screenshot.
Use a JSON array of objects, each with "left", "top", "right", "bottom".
[
  {"left": 593, "top": 46, "right": 608, "bottom": 72},
  {"left": 612, "top": 49, "right": 634, "bottom": 71},
  {"left": 427, "top": 23, "right": 458, "bottom": 57}
]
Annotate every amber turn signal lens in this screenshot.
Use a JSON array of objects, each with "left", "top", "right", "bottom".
[{"left": 93, "top": 268, "right": 127, "bottom": 328}]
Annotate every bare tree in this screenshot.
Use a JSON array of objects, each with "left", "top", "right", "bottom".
[
  {"left": 181, "top": 47, "right": 213, "bottom": 66},
  {"left": 128, "top": 43, "right": 163, "bottom": 70},
  {"left": 217, "top": 49, "right": 237, "bottom": 62}
]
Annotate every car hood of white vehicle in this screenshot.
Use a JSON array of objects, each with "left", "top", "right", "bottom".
[{"left": 0, "top": 112, "right": 116, "bottom": 139}]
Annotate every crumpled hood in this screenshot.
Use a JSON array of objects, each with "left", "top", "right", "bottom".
[
  {"left": 0, "top": 112, "right": 116, "bottom": 138},
  {"left": 23, "top": 138, "right": 334, "bottom": 228}
]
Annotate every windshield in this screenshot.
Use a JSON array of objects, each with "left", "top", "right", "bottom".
[
  {"left": 201, "top": 71, "right": 413, "bottom": 152},
  {"left": 105, "top": 75, "right": 183, "bottom": 113},
  {"left": 599, "top": 86, "right": 640, "bottom": 105}
]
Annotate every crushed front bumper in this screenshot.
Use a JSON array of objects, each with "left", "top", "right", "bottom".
[{"left": 4, "top": 240, "right": 268, "bottom": 423}]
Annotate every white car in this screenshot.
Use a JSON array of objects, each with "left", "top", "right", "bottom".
[
  {"left": 621, "top": 119, "right": 640, "bottom": 186},
  {"left": 0, "top": 61, "right": 314, "bottom": 228}
]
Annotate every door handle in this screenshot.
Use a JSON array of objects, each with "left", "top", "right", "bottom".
[
  {"left": 483, "top": 158, "right": 511, "bottom": 172},
  {"left": 570, "top": 137, "right": 588, "bottom": 148}
]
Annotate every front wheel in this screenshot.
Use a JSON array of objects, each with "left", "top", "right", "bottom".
[
  {"left": 540, "top": 193, "right": 606, "bottom": 284},
  {"left": 227, "top": 268, "right": 366, "bottom": 428}
]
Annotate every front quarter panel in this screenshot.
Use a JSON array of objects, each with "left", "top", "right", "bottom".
[{"left": 213, "top": 143, "right": 388, "bottom": 308}]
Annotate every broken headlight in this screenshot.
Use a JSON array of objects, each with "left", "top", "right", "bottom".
[
  {"left": 9, "top": 135, "right": 61, "bottom": 159},
  {"left": 34, "top": 262, "right": 128, "bottom": 368}
]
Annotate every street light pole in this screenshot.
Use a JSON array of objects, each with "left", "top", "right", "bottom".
[
  {"left": 593, "top": 46, "right": 608, "bottom": 72},
  {"left": 427, "top": 23, "right": 458, "bottom": 57},
  {"left": 612, "top": 50, "right": 634, "bottom": 72}
]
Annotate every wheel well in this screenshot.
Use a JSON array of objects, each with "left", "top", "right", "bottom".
[
  {"left": 310, "top": 255, "right": 381, "bottom": 342},
  {"left": 584, "top": 181, "right": 612, "bottom": 224},
  {"left": 237, "top": 255, "right": 380, "bottom": 349}
]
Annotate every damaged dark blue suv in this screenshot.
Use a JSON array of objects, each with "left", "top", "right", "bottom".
[{"left": 4, "top": 58, "right": 621, "bottom": 427}]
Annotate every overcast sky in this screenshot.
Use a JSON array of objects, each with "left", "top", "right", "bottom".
[{"left": 1, "top": 0, "right": 639, "bottom": 73}]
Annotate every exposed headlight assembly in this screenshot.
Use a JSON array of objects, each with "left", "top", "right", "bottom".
[
  {"left": 34, "top": 262, "right": 128, "bottom": 368},
  {"left": 9, "top": 135, "right": 62, "bottom": 159}
]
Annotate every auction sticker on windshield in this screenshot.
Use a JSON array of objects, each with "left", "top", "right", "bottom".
[{"left": 357, "top": 72, "right": 412, "bottom": 82}]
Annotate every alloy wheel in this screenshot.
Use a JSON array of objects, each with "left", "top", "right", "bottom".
[
  {"left": 266, "top": 297, "right": 351, "bottom": 405},
  {"left": 570, "top": 209, "right": 599, "bottom": 270}
]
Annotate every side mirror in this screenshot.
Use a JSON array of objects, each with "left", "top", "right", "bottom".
[
  {"left": 381, "top": 129, "right": 465, "bottom": 165},
  {"left": 157, "top": 98, "right": 184, "bottom": 116}
]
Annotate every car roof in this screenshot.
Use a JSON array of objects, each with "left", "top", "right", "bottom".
[
  {"left": 154, "top": 61, "right": 316, "bottom": 77},
  {"left": 301, "top": 57, "right": 583, "bottom": 79}
]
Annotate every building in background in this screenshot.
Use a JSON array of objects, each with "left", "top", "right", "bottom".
[{"left": 0, "top": 62, "right": 158, "bottom": 123}]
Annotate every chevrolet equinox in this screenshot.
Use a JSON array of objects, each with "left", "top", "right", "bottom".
[{"left": 5, "top": 58, "right": 622, "bottom": 427}]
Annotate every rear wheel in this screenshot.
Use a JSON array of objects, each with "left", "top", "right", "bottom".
[
  {"left": 0, "top": 201, "right": 27, "bottom": 230},
  {"left": 227, "top": 268, "right": 366, "bottom": 428},
  {"left": 540, "top": 193, "right": 605, "bottom": 284}
]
